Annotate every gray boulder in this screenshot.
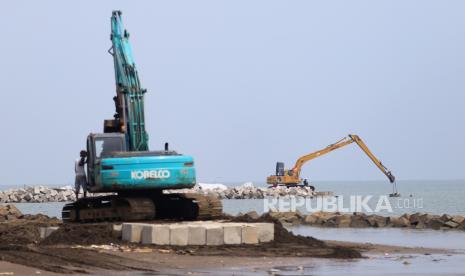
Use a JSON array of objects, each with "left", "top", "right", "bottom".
[
  {"left": 335, "top": 214, "right": 352, "bottom": 227},
  {"left": 451, "top": 215, "right": 465, "bottom": 224},
  {"left": 34, "top": 188, "right": 40, "bottom": 194},
  {"left": 304, "top": 215, "right": 317, "bottom": 224},
  {"left": 389, "top": 216, "right": 410, "bottom": 227},
  {"left": 350, "top": 214, "right": 370, "bottom": 228},
  {"left": 245, "top": 211, "right": 260, "bottom": 220},
  {"left": 366, "top": 215, "right": 388, "bottom": 227},
  {"left": 427, "top": 217, "right": 445, "bottom": 230},
  {"left": 444, "top": 220, "right": 459, "bottom": 228}
]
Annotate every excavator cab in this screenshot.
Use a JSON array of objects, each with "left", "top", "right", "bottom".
[
  {"left": 275, "top": 162, "right": 285, "bottom": 176},
  {"left": 86, "top": 133, "right": 126, "bottom": 189}
]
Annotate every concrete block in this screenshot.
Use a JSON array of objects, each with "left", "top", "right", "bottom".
[
  {"left": 223, "top": 224, "right": 242, "bottom": 244},
  {"left": 242, "top": 225, "right": 259, "bottom": 244},
  {"left": 170, "top": 225, "right": 189, "bottom": 246},
  {"left": 141, "top": 225, "right": 170, "bottom": 245},
  {"left": 122, "top": 223, "right": 148, "bottom": 243},
  {"left": 45, "top": 227, "right": 59, "bottom": 238},
  {"left": 206, "top": 225, "right": 224, "bottom": 246},
  {"left": 39, "top": 227, "right": 46, "bottom": 239},
  {"left": 256, "top": 223, "right": 274, "bottom": 243},
  {"left": 39, "top": 227, "right": 47, "bottom": 239},
  {"left": 188, "top": 226, "right": 206, "bottom": 245},
  {"left": 112, "top": 224, "right": 122, "bottom": 239},
  {"left": 40, "top": 226, "right": 59, "bottom": 239}
]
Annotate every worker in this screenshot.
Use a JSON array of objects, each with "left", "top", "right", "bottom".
[
  {"left": 303, "top": 179, "right": 315, "bottom": 191},
  {"left": 75, "top": 150, "right": 88, "bottom": 200},
  {"left": 303, "top": 179, "right": 309, "bottom": 187}
]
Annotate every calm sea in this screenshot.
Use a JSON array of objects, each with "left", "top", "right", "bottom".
[{"left": 1, "top": 180, "right": 464, "bottom": 217}]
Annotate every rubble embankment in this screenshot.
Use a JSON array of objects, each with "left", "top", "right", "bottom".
[
  {"left": 169, "top": 183, "right": 332, "bottom": 199},
  {"left": 0, "top": 186, "right": 77, "bottom": 203},
  {"left": 267, "top": 211, "right": 465, "bottom": 231},
  {"left": 0, "top": 184, "right": 332, "bottom": 203}
]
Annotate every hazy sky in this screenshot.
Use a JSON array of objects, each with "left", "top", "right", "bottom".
[{"left": 1, "top": 1, "right": 464, "bottom": 185}]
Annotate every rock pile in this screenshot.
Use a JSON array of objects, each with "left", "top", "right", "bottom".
[
  {"left": 0, "top": 204, "right": 23, "bottom": 221},
  {"left": 0, "top": 186, "right": 77, "bottom": 203},
  {"left": 169, "top": 183, "right": 332, "bottom": 199},
  {"left": 268, "top": 211, "right": 465, "bottom": 231},
  {"left": 0, "top": 183, "right": 332, "bottom": 203}
]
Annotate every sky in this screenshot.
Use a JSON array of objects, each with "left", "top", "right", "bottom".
[{"left": 1, "top": 1, "right": 464, "bottom": 186}]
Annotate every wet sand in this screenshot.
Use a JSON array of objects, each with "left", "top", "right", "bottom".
[
  {"left": 0, "top": 241, "right": 459, "bottom": 275},
  {"left": 326, "top": 240, "right": 451, "bottom": 255}
]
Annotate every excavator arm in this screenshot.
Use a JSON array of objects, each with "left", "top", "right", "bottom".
[
  {"left": 348, "top": 135, "right": 395, "bottom": 183},
  {"left": 104, "top": 10, "right": 149, "bottom": 151}
]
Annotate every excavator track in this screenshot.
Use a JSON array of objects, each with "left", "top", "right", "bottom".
[
  {"left": 180, "top": 193, "right": 223, "bottom": 219},
  {"left": 62, "top": 196, "right": 155, "bottom": 223},
  {"left": 62, "top": 193, "right": 222, "bottom": 223}
]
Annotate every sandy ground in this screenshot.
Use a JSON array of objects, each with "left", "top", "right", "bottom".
[
  {"left": 0, "top": 213, "right": 460, "bottom": 275},
  {"left": 0, "top": 261, "right": 60, "bottom": 276},
  {"left": 0, "top": 242, "right": 457, "bottom": 275}
]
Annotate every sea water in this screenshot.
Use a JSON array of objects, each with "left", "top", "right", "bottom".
[{"left": 2, "top": 180, "right": 465, "bottom": 217}]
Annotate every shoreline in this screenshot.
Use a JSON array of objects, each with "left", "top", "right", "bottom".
[
  {"left": 325, "top": 240, "right": 454, "bottom": 255},
  {"left": 0, "top": 241, "right": 460, "bottom": 275}
]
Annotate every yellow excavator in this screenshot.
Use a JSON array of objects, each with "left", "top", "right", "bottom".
[{"left": 267, "top": 134, "right": 399, "bottom": 196}]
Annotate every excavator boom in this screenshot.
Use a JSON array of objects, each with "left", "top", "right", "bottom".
[
  {"left": 291, "top": 137, "right": 353, "bottom": 179},
  {"left": 105, "top": 10, "right": 149, "bottom": 151}
]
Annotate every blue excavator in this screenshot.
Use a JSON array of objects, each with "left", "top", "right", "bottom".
[{"left": 62, "top": 11, "right": 222, "bottom": 222}]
